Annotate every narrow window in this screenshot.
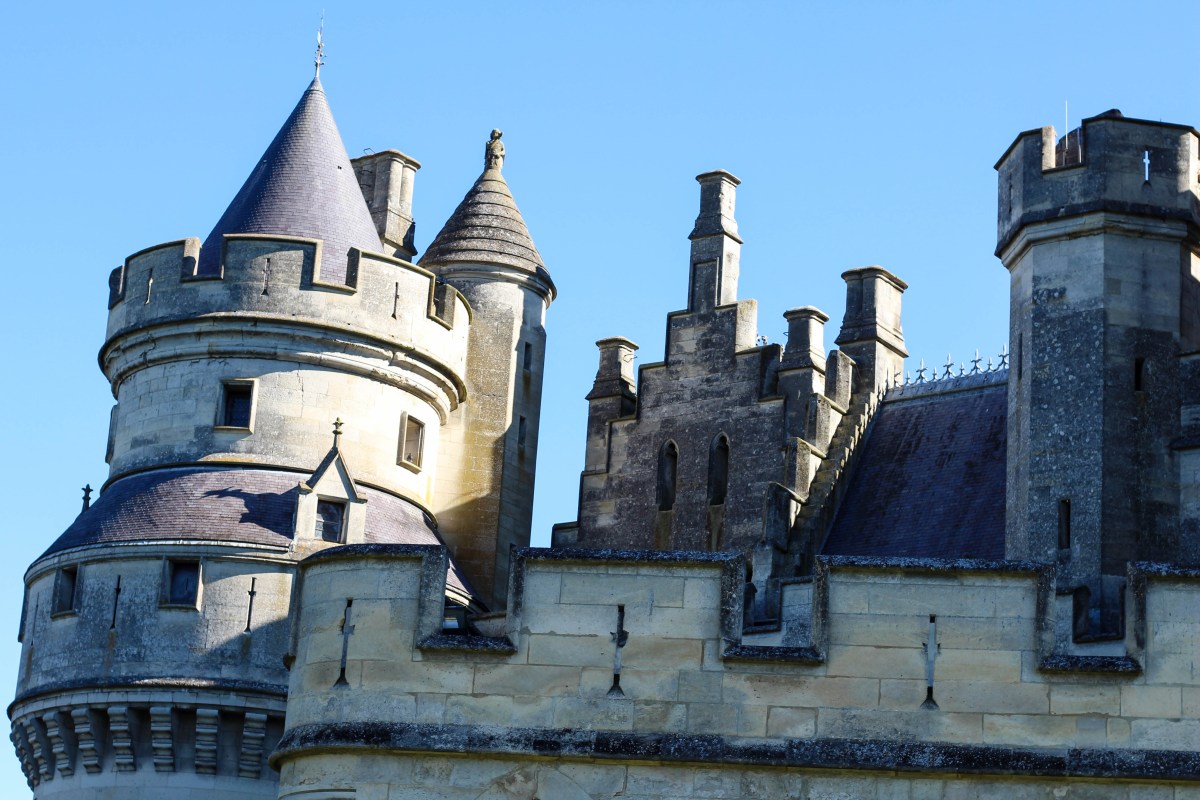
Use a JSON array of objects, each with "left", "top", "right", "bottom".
[
  {"left": 522, "top": 342, "right": 533, "bottom": 372},
  {"left": 315, "top": 500, "right": 346, "bottom": 543},
  {"left": 52, "top": 566, "right": 80, "bottom": 616},
  {"left": 1017, "top": 334, "right": 1023, "bottom": 381},
  {"left": 219, "top": 381, "right": 254, "bottom": 429},
  {"left": 708, "top": 435, "right": 730, "bottom": 506},
  {"left": 1134, "top": 357, "right": 1145, "bottom": 391},
  {"left": 398, "top": 414, "right": 425, "bottom": 469},
  {"left": 518, "top": 416, "right": 527, "bottom": 448},
  {"left": 1058, "top": 499, "right": 1071, "bottom": 550},
  {"left": 163, "top": 560, "right": 201, "bottom": 607},
  {"left": 656, "top": 441, "right": 679, "bottom": 512}
]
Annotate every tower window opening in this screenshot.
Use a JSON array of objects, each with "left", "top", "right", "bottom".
[
  {"left": 1144, "top": 149, "right": 1151, "bottom": 182},
  {"left": 523, "top": 342, "right": 533, "bottom": 372},
  {"left": 1017, "top": 334, "right": 1023, "bottom": 381},
  {"left": 518, "top": 415, "right": 528, "bottom": 448},
  {"left": 1134, "top": 357, "right": 1145, "bottom": 391},
  {"left": 656, "top": 441, "right": 679, "bottom": 512},
  {"left": 219, "top": 381, "right": 254, "bottom": 429},
  {"left": 316, "top": 499, "right": 346, "bottom": 543},
  {"left": 1058, "top": 498, "right": 1072, "bottom": 550},
  {"left": 708, "top": 435, "right": 730, "bottom": 506},
  {"left": 52, "top": 566, "right": 80, "bottom": 616},
  {"left": 162, "top": 560, "right": 201, "bottom": 608},
  {"left": 398, "top": 413, "right": 425, "bottom": 470}
]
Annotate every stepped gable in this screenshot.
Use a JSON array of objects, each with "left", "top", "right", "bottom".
[
  {"left": 45, "top": 467, "right": 471, "bottom": 596},
  {"left": 420, "top": 130, "right": 547, "bottom": 277},
  {"left": 196, "top": 77, "right": 382, "bottom": 283},
  {"left": 822, "top": 377, "right": 1007, "bottom": 560}
]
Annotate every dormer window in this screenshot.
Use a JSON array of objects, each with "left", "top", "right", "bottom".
[
  {"left": 217, "top": 380, "right": 255, "bottom": 430},
  {"left": 398, "top": 413, "right": 425, "bottom": 471},
  {"left": 316, "top": 500, "right": 346, "bottom": 543}
]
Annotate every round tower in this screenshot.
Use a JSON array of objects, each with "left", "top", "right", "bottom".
[
  {"left": 995, "top": 110, "right": 1200, "bottom": 641},
  {"left": 10, "top": 75, "right": 475, "bottom": 796},
  {"left": 419, "top": 130, "right": 556, "bottom": 610}
]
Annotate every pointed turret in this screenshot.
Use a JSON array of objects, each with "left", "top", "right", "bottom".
[
  {"left": 419, "top": 131, "right": 554, "bottom": 609},
  {"left": 420, "top": 130, "right": 550, "bottom": 283},
  {"left": 197, "top": 77, "right": 381, "bottom": 283}
]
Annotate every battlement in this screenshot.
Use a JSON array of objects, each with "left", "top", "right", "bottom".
[
  {"left": 279, "top": 544, "right": 1200, "bottom": 785},
  {"left": 995, "top": 111, "right": 1200, "bottom": 258},
  {"left": 104, "top": 235, "right": 471, "bottom": 403}
]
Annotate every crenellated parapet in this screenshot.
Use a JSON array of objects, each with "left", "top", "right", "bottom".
[
  {"left": 101, "top": 236, "right": 472, "bottom": 498},
  {"left": 995, "top": 111, "right": 1200, "bottom": 260},
  {"left": 274, "top": 543, "right": 1200, "bottom": 797}
]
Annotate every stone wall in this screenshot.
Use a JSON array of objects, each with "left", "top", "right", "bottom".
[{"left": 274, "top": 545, "right": 1200, "bottom": 797}]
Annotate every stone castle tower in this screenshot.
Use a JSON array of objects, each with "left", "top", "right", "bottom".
[
  {"left": 11, "top": 69, "right": 1200, "bottom": 799},
  {"left": 9, "top": 74, "right": 550, "bottom": 796}
]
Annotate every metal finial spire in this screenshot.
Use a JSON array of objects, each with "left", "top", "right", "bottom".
[
  {"left": 315, "top": 12, "right": 326, "bottom": 78},
  {"left": 81, "top": 484, "right": 93, "bottom": 513}
]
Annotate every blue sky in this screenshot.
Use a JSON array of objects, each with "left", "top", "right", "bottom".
[{"left": 2, "top": 0, "right": 1198, "bottom": 791}]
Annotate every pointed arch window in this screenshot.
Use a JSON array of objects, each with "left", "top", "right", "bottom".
[{"left": 656, "top": 441, "right": 679, "bottom": 512}]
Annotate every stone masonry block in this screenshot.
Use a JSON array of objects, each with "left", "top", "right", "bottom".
[
  {"left": 1050, "top": 683, "right": 1121, "bottom": 716},
  {"left": 825, "top": 644, "right": 926, "bottom": 680},
  {"left": 722, "top": 673, "right": 880, "bottom": 709},
  {"left": 526, "top": 633, "right": 612, "bottom": 667},
  {"left": 557, "top": 573, "right": 685, "bottom": 608},
  {"left": 473, "top": 664, "right": 581, "bottom": 696},
  {"left": 982, "top": 713, "right": 1078, "bottom": 747},
  {"left": 1121, "top": 685, "right": 1182, "bottom": 718}
]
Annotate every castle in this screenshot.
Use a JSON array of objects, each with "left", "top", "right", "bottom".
[{"left": 9, "top": 63, "right": 1200, "bottom": 798}]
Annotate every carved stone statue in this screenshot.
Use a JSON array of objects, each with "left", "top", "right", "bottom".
[{"left": 485, "top": 129, "right": 505, "bottom": 172}]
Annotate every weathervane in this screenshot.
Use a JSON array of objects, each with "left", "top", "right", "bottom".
[{"left": 315, "top": 13, "right": 326, "bottom": 77}]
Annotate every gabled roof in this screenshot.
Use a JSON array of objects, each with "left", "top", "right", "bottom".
[
  {"left": 197, "top": 77, "right": 381, "bottom": 283},
  {"left": 822, "top": 377, "right": 1008, "bottom": 560},
  {"left": 420, "top": 131, "right": 546, "bottom": 276}
]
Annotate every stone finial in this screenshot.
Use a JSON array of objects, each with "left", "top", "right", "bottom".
[
  {"left": 332, "top": 418, "right": 344, "bottom": 445},
  {"left": 81, "top": 484, "right": 92, "bottom": 513},
  {"left": 485, "top": 129, "right": 505, "bottom": 173}
]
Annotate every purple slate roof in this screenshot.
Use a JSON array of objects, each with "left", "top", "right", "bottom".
[
  {"left": 196, "top": 77, "right": 382, "bottom": 283},
  {"left": 822, "top": 380, "right": 1007, "bottom": 560},
  {"left": 45, "top": 467, "right": 472, "bottom": 597}
]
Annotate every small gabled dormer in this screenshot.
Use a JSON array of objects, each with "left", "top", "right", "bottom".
[{"left": 295, "top": 419, "right": 368, "bottom": 547}]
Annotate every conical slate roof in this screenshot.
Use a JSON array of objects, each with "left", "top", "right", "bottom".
[
  {"left": 420, "top": 131, "right": 546, "bottom": 274},
  {"left": 197, "top": 77, "right": 381, "bottom": 283}
]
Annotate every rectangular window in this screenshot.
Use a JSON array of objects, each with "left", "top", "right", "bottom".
[
  {"left": 522, "top": 342, "right": 533, "bottom": 371},
  {"left": 52, "top": 566, "right": 80, "bottom": 616},
  {"left": 162, "top": 560, "right": 201, "bottom": 608},
  {"left": 218, "top": 381, "right": 254, "bottom": 429},
  {"left": 316, "top": 499, "right": 346, "bottom": 543},
  {"left": 518, "top": 415, "right": 527, "bottom": 448},
  {"left": 399, "top": 413, "right": 425, "bottom": 470}
]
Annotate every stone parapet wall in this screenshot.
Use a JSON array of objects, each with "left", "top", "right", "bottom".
[{"left": 275, "top": 546, "right": 1200, "bottom": 796}]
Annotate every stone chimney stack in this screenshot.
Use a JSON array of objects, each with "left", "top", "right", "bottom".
[
  {"left": 351, "top": 150, "right": 421, "bottom": 259},
  {"left": 687, "top": 170, "right": 742, "bottom": 312},
  {"left": 835, "top": 266, "right": 908, "bottom": 395}
]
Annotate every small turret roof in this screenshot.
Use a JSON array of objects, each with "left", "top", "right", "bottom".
[
  {"left": 197, "top": 77, "right": 381, "bottom": 283},
  {"left": 420, "top": 130, "right": 546, "bottom": 275}
]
